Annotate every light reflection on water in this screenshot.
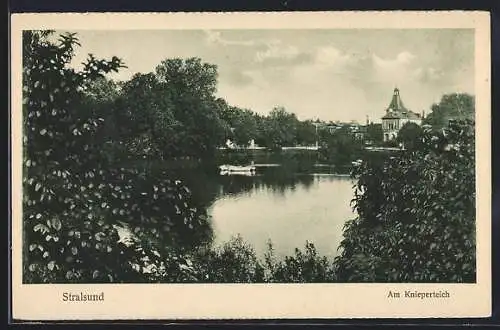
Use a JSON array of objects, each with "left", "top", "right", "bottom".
[{"left": 208, "top": 172, "right": 356, "bottom": 259}]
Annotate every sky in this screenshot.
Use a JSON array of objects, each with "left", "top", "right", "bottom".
[{"left": 60, "top": 29, "right": 474, "bottom": 123}]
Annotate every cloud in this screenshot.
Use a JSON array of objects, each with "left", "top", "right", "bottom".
[
  {"left": 204, "top": 30, "right": 256, "bottom": 47},
  {"left": 313, "top": 46, "right": 354, "bottom": 67},
  {"left": 205, "top": 32, "right": 473, "bottom": 122},
  {"left": 255, "top": 40, "right": 300, "bottom": 62},
  {"left": 221, "top": 46, "right": 453, "bottom": 122},
  {"left": 413, "top": 67, "right": 445, "bottom": 83},
  {"left": 373, "top": 51, "right": 416, "bottom": 68}
]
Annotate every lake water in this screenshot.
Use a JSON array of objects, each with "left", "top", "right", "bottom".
[
  {"left": 208, "top": 171, "right": 356, "bottom": 259},
  {"left": 125, "top": 151, "right": 358, "bottom": 260},
  {"left": 176, "top": 149, "right": 357, "bottom": 260}
]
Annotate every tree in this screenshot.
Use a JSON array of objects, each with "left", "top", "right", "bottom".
[
  {"left": 112, "top": 72, "right": 183, "bottom": 159},
  {"left": 366, "top": 123, "right": 383, "bottom": 144},
  {"left": 83, "top": 77, "right": 124, "bottom": 162},
  {"left": 84, "top": 76, "right": 121, "bottom": 103},
  {"left": 397, "top": 122, "right": 424, "bottom": 150},
  {"left": 319, "top": 125, "right": 364, "bottom": 169},
  {"left": 213, "top": 97, "right": 234, "bottom": 142},
  {"left": 217, "top": 105, "right": 259, "bottom": 147},
  {"left": 22, "top": 31, "right": 208, "bottom": 284},
  {"left": 424, "top": 93, "right": 475, "bottom": 129},
  {"left": 296, "top": 120, "right": 318, "bottom": 146},
  {"left": 154, "top": 58, "right": 226, "bottom": 157},
  {"left": 22, "top": 30, "right": 131, "bottom": 283},
  {"left": 261, "top": 106, "right": 299, "bottom": 149},
  {"left": 155, "top": 57, "right": 218, "bottom": 100}
]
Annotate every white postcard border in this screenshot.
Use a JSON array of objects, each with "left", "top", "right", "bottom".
[{"left": 10, "top": 11, "right": 491, "bottom": 320}]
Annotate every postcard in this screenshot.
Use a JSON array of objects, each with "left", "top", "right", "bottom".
[{"left": 10, "top": 11, "right": 491, "bottom": 320}]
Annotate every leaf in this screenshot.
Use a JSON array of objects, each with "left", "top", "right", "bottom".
[
  {"left": 47, "top": 261, "right": 56, "bottom": 271},
  {"left": 34, "top": 223, "right": 49, "bottom": 234},
  {"left": 50, "top": 218, "right": 62, "bottom": 231},
  {"left": 35, "top": 183, "right": 42, "bottom": 192}
]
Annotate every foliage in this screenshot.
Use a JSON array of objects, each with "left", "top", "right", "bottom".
[
  {"left": 216, "top": 101, "right": 259, "bottom": 147},
  {"left": 296, "top": 120, "right": 318, "bottom": 146},
  {"left": 263, "top": 240, "right": 335, "bottom": 283},
  {"left": 112, "top": 73, "right": 181, "bottom": 159},
  {"left": 366, "top": 123, "right": 384, "bottom": 144},
  {"left": 192, "top": 237, "right": 336, "bottom": 283},
  {"left": 193, "top": 235, "right": 265, "bottom": 283},
  {"left": 107, "top": 58, "right": 227, "bottom": 160},
  {"left": 397, "top": 122, "right": 424, "bottom": 150},
  {"left": 154, "top": 58, "right": 226, "bottom": 157},
  {"left": 22, "top": 31, "right": 208, "bottom": 283},
  {"left": 22, "top": 30, "right": 129, "bottom": 283},
  {"left": 319, "top": 125, "right": 365, "bottom": 168},
  {"left": 261, "top": 106, "right": 300, "bottom": 149},
  {"left": 333, "top": 119, "right": 476, "bottom": 282},
  {"left": 155, "top": 57, "right": 218, "bottom": 100},
  {"left": 424, "top": 93, "right": 474, "bottom": 129}
]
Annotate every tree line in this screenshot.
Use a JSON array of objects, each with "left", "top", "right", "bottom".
[{"left": 82, "top": 54, "right": 394, "bottom": 162}]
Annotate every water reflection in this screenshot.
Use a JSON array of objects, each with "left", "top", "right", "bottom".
[
  {"left": 217, "top": 168, "right": 316, "bottom": 199},
  {"left": 210, "top": 174, "right": 355, "bottom": 259},
  {"left": 131, "top": 150, "right": 355, "bottom": 259}
]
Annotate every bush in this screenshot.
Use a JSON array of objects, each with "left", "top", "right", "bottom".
[
  {"left": 333, "top": 120, "right": 476, "bottom": 282},
  {"left": 193, "top": 235, "right": 265, "bottom": 283},
  {"left": 263, "top": 240, "right": 335, "bottom": 283}
]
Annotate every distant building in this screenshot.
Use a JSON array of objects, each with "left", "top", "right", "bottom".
[
  {"left": 381, "top": 87, "right": 422, "bottom": 142},
  {"left": 352, "top": 125, "right": 367, "bottom": 140},
  {"left": 314, "top": 121, "right": 341, "bottom": 134},
  {"left": 325, "top": 123, "right": 341, "bottom": 134}
]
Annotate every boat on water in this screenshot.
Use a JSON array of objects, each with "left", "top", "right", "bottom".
[{"left": 219, "top": 164, "right": 257, "bottom": 176}]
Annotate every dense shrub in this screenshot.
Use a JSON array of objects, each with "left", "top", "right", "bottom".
[
  {"left": 191, "top": 235, "right": 264, "bottom": 283},
  {"left": 22, "top": 30, "right": 129, "bottom": 283},
  {"left": 263, "top": 241, "right": 335, "bottom": 283},
  {"left": 333, "top": 120, "right": 476, "bottom": 282}
]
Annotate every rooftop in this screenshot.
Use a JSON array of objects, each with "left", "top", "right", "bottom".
[
  {"left": 382, "top": 88, "right": 422, "bottom": 120},
  {"left": 386, "top": 87, "right": 407, "bottom": 112}
]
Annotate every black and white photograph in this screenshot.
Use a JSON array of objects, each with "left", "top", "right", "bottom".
[{"left": 10, "top": 12, "right": 491, "bottom": 320}]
